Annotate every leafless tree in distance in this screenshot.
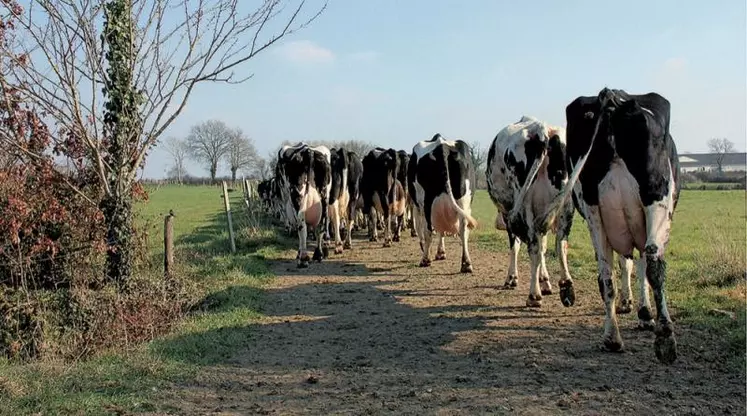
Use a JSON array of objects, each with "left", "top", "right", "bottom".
[
  {"left": 226, "top": 128, "right": 258, "bottom": 182},
  {"left": 469, "top": 141, "right": 488, "bottom": 189},
  {"left": 163, "top": 136, "right": 188, "bottom": 183},
  {"left": 707, "top": 138, "right": 736, "bottom": 173},
  {"left": 186, "top": 120, "right": 234, "bottom": 182}
]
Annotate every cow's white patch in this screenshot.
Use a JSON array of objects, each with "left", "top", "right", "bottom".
[
  {"left": 412, "top": 135, "right": 458, "bottom": 161},
  {"left": 644, "top": 159, "right": 676, "bottom": 256}
]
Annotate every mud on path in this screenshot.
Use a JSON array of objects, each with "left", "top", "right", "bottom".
[{"left": 169, "top": 232, "right": 745, "bottom": 415}]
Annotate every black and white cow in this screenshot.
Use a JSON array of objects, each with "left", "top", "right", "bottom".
[
  {"left": 276, "top": 142, "right": 333, "bottom": 268},
  {"left": 396, "top": 149, "right": 418, "bottom": 238},
  {"left": 486, "top": 116, "right": 576, "bottom": 307},
  {"left": 328, "top": 148, "right": 364, "bottom": 252},
  {"left": 539, "top": 88, "right": 681, "bottom": 363},
  {"left": 408, "top": 134, "right": 478, "bottom": 273},
  {"left": 360, "top": 147, "right": 407, "bottom": 246}
]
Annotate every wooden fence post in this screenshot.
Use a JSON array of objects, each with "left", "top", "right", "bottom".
[
  {"left": 222, "top": 181, "right": 237, "bottom": 253},
  {"left": 244, "top": 179, "right": 254, "bottom": 199},
  {"left": 164, "top": 210, "right": 175, "bottom": 278}
]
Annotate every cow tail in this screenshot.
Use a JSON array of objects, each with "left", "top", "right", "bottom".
[
  {"left": 441, "top": 144, "right": 478, "bottom": 230},
  {"left": 507, "top": 145, "right": 547, "bottom": 231},
  {"left": 534, "top": 97, "right": 609, "bottom": 233}
]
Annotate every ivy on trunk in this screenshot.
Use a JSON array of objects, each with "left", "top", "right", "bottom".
[{"left": 101, "top": 0, "right": 144, "bottom": 286}]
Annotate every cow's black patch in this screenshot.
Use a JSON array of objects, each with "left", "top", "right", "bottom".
[
  {"left": 547, "top": 134, "right": 567, "bottom": 190},
  {"left": 566, "top": 89, "right": 680, "bottom": 209}
]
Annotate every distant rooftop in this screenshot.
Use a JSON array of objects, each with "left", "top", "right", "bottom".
[{"left": 678, "top": 152, "right": 746, "bottom": 167}]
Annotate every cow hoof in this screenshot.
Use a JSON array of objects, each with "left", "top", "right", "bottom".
[
  {"left": 654, "top": 330, "right": 678, "bottom": 364},
  {"left": 460, "top": 262, "right": 473, "bottom": 274},
  {"left": 343, "top": 241, "right": 352, "bottom": 250},
  {"left": 411, "top": 230, "right": 417, "bottom": 237},
  {"left": 434, "top": 252, "right": 446, "bottom": 261},
  {"left": 526, "top": 294, "right": 542, "bottom": 308},
  {"left": 540, "top": 282, "right": 553, "bottom": 296},
  {"left": 559, "top": 280, "right": 575, "bottom": 307},
  {"left": 502, "top": 276, "right": 518, "bottom": 290},
  {"left": 313, "top": 249, "right": 324, "bottom": 263},
  {"left": 419, "top": 259, "right": 431, "bottom": 267},
  {"left": 603, "top": 336, "right": 624, "bottom": 353},
  {"left": 392, "top": 235, "right": 400, "bottom": 242},
  {"left": 369, "top": 237, "right": 378, "bottom": 242},
  {"left": 321, "top": 246, "right": 330, "bottom": 259},
  {"left": 334, "top": 246, "right": 343, "bottom": 255},
  {"left": 616, "top": 299, "right": 633, "bottom": 315},
  {"left": 297, "top": 260, "right": 309, "bottom": 269},
  {"left": 383, "top": 241, "right": 392, "bottom": 248}
]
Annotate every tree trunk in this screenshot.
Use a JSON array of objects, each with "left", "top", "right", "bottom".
[
  {"left": 210, "top": 163, "right": 217, "bottom": 182},
  {"left": 100, "top": 190, "right": 133, "bottom": 286},
  {"left": 231, "top": 167, "right": 238, "bottom": 182},
  {"left": 101, "top": 0, "right": 142, "bottom": 287}
]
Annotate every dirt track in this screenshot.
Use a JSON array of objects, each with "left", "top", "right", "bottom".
[{"left": 169, "top": 232, "right": 745, "bottom": 415}]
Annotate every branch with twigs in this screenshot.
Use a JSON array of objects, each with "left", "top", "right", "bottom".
[{"left": 0, "top": 0, "right": 327, "bottom": 195}]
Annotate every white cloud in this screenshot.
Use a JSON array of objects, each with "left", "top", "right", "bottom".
[
  {"left": 348, "top": 50, "right": 380, "bottom": 62},
  {"left": 277, "top": 40, "right": 334, "bottom": 65}
]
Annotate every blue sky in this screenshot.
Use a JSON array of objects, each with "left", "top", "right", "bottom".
[{"left": 145, "top": 0, "right": 746, "bottom": 179}]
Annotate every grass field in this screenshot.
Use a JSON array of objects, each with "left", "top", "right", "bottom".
[{"left": 0, "top": 185, "right": 744, "bottom": 414}]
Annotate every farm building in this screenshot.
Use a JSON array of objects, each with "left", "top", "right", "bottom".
[{"left": 678, "top": 152, "right": 747, "bottom": 172}]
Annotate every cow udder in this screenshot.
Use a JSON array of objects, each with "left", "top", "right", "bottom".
[
  {"left": 431, "top": 194, "right": 460, "bottom": 236},
  {"left": 303, "top": 187, "right": 323, "bottom": 227}
]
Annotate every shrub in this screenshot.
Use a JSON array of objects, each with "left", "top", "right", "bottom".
[{"left": 0, "top": 1, "right": 197, "bottom": 361}]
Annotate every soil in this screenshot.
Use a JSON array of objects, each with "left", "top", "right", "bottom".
[{"left": 165, "top": 232, "right": 746, "bottom": 415}]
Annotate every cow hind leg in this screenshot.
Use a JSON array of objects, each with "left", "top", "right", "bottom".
[
  {"left": 636, "top": 256, "right": 655, "bottom": 331},
  {"left": 434, "top": 234, "right": 446, "bottom": 260},
  {"left": 539, "top": 234, "right": 552, "bottom": 295},
  {"left": 617, "top": 255, "right": 634, "bottom": 314},
  {"left": 417, "top": 209, "right": 432, "bottom": 267},
  {"left": 503, "top": 227, "right": 520, "bottom": 289},
  {"left": 460, "top": 216, "right": 473, "bottom": 273},
  {"left": 587, "top": 206, "right": 623, "bottom": 352},
  {"left": 382, "top": 211, "right": 393, "bottom": 248},
  {"left": 555, "top": 205, "right": 576, "bottom": 307},
  {"left": 368, "top": 210, "right": 378, "bottom": 242},
  {"left": 644, "top": 201, "right": 677, "bottom": 364},
  {"left": 409, "top": 205, "right": 418, "bottom": 237},
  {"left": 331, "top": 202, "right": 343, "bottom": 254},
  {"left": 297, "top": 223, "right": 310, "bottom": 268},
  {"left": 526, "top": 238, "right": 543, "bottom": 307},
  {"left": 344, "top": 210, "right": 354, "bottom": 250}
]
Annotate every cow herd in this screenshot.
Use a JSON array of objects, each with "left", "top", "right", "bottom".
[{"left": 257, "top": 87, "right": 682, "bottom": 364}]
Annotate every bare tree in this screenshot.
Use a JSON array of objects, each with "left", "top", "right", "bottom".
[
  {"left": 226, "top": 128, "right": 258, "bottom": 182},
  {"left": 253, "top": 156, "right": 274, "bottom": 180},
  {"left": 707, "top": 138, "right": 736, "bottom": 173},
  {"left": 469, "top": 141, "right": 488, "bottom": 189},
  {"left": 185, "top": 119, "right": 233, "bottom": 182},
  {"left": 0, "top": 0, "right": 327, "bottom": 283},
  {"left": 163, "top": 136, "right": 188, "bottom": 184}
]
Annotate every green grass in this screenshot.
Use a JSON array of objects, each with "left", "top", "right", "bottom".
[
  {"left": 0, "top": 185, "right": 288, "bottom": 415},
  {"left": 471, "top": 189, "right": 746, "bottom": 366}
]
